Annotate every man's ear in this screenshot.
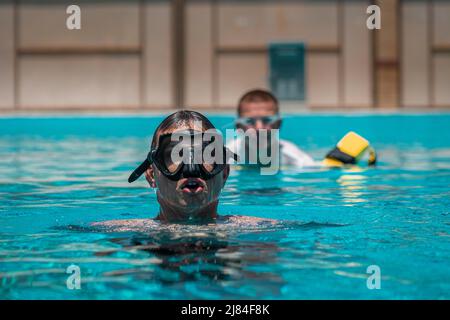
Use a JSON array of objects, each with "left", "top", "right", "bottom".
[{"left": 144, "top": 166, "right": 156, "bottom": 188}]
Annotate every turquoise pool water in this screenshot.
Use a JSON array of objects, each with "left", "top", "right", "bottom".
[{"left": 0, "top": 114, "right": 449, "bottom": 299}]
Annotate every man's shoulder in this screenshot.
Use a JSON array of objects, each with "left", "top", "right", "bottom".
[
  {"left": 280, "top": 139, "right": 299, "bottom": 148},
  {"left": 279, "top": 139, "right": 315, "bottom": 166},
  {"left": 279, "top": 139, "right": 306, "bottom": 154}
]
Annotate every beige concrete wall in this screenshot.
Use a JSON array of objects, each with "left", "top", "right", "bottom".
[
  {"left": 185, "top": 1, "right": 213, "bottom": 108},
  {"left": 433, "top": 55, "right": 450, "bottom": 107},
  {"left": 15, "top": 0, "right": 143, "bottom": 109},
  {"left": 1, "top": 0, "right": 449, "bottom": 111},
  {"left": 18, "top": 54, "right": 140, "bottom": 108},
  {"left": 215, "top": 0, "right": 340, "bottom": 108},
  {"left": 433, "top": 1, "right": 450, "bottom": 107},
  {"left": 307, "top": 53, "right": 339, "bottom": 108},
  {"left": 0, "top": 1, "right": 15, "bottom": 109},
  {"left": 7, "top": 0, "right": 174, "bottom": 109},
  {"left": 342, "top": 0, "right": 372, "bottom": 108},
  {"left": 217, "top": 1, "right": 338, "bottom": 48},
  {"left": 143, "top": 1, "right": 173, "bottom": 107},
  {"left": 18, "top": 1, "right": 140, "bottom": 50},
  {"left": 433, "top": 1, "right": 450, "bottom": 46},
  {"left": 401, "top": 1, "right": 430, "bottom": 107},
  {"left": 217, "top": 53, "right": 268, "bottom": 107},
  {"left": 374, "top": 0, "right": 400, "bottom": 108}
]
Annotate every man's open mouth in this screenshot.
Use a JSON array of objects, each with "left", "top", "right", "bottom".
[{"left": 179, "top": 178, "right": 206, "bottom": 194}]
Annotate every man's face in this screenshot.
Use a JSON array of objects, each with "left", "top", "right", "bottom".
[
  {"left": 237, "top": 101, "right": 281, "bottom": 131},
  {"left": 236, "top": 100, "right": 282, "bottom": 171},
  {"left": 146, "top": 126, "right": 229, "bottom": 213},
  {"left": 153, "top": 164, "right": 227, "bottom": 211}
]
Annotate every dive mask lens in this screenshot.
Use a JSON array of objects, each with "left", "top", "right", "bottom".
[
  {"left": 152, "top": 131, "right": 196, "bottom": 176},
  {"left": 236, "top": 117, "right": 255, "bottom": 126},
  {"left": 261, "top": 115, "right": 280, "bottom": 125},
  {"left": 236, "top": 116, "right": 279, "bottom": 127},
  {"left": 162, "top": 146, "right": 182, "bottom": 173}
]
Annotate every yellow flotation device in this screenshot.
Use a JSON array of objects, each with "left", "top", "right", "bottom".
[{"left": 322, "top": 131, "right": 377, "bottom": 167}]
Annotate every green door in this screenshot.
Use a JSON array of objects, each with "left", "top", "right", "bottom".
[{"left": 269, "top": 43, "right": 306, "bottom": 101}]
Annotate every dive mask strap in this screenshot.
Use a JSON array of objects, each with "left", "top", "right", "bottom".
[{"left": 128, "top": 151, "right": 154, "bottom": 183}]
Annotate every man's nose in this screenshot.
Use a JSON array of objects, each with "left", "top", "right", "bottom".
[{"left": 254, "top": 119, "right": 264, "bottom": 130}]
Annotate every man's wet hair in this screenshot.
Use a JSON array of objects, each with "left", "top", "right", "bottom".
[
  {"left": 151, "top": 110, "right": 215, "bottom": 148},
  {"left": 237, "top": 89, "right": 279, "bottom": 116}
]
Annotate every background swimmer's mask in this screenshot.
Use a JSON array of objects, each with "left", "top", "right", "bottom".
[
  {"left": 236, "top": 115, "right": 280, "bottom": 127},
  {"left": 128, "top": 130, "right": 238, "bottom": 183}
]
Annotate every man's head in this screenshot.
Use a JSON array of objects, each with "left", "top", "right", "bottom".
[
  {"left": 144, "top": 110, "right": 230, "bottom": 217},
  {"left": 236, "top": 89, "right": 281, "bottom": 130},
  {"left": 234, "top": 89, "right": 281, "bottom": 174}
]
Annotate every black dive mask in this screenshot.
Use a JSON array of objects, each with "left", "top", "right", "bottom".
[{"left": 128, "top": 129, "right": 238, "bottom": 182}]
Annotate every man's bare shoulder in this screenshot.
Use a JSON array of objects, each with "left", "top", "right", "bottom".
[
  {"left": 220, "top": 215, "right": 277, "bottom": 225},
  {"left": 91, "top": 219, "right": 159, "bottom": 232},
  {"left": 90, "top": 215, "right": 278, "bottom": 232}
]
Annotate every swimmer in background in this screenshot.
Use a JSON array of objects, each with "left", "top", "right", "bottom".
[
  {"left": 93, "top": 110, "right": 277, "bottom": 230},
  {"left": 227, "top": 89, "right": 315, "bottom": 168}
]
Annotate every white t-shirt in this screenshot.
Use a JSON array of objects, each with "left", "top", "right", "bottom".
[{"left": 226, "top": 137, "right": 315, "bottom": 168}]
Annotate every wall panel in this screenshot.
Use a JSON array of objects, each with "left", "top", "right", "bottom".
[
  {"left": 401, "top": 1, "right": 430, "bottom": 107},
  {"left": 18, "top": 55, "right": 140, "bottom": 108},
  {"left": 376, "top": 66, "right": 399, "bottom": 108},
  {"left": 185, "top": 1, "right": 213, "bottom": 108},
  {"left": 374, "top": 0, "right": 400, "bottom": 108},
  {"left": 376, "top": 0, "right": 398, "bottom": 62},
  {"left": 143, "top": 1, "right": 173, "bottom": 107},
  {"left": 433, "top": 1, "right": 450, "bottom": 46},
  {"left": 307, "top": 53, "right": 339, "bottom": 107},
  {"left": 19, "top": 1, "right": 140, "bottom": 49},
  {"left": 217, "top": 1, "right": 338, "bottom": 48},
  {"left": 0, "top": 1, "right": 15, "bottom": 109},
  {"left": 433, "top": 54, "right": 450, "bottom": 106},
  {"left": 343, "top": 0, "right": 372, "bottom": 107},
  {"left": 217, "top": 53, "right": 268, "bottom": 107}
]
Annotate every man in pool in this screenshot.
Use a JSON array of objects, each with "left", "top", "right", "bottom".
[
  {"left": 227, "top": 89, "right": 315, "bottom": 168},
  {"left": 93, "top": 110, "right": 277, "bottom": 229}
]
